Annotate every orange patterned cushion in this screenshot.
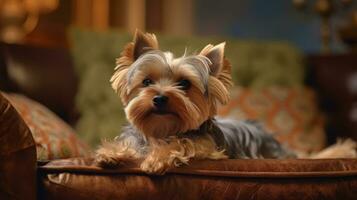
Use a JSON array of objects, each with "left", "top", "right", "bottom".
[
  {"left": 2, "top": 93, "right": 90, "bottom": 160},
  {"left": 218, "top": 87, "right": 326, "bottom": 153}
]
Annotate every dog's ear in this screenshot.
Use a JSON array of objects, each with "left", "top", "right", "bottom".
[
  {"left": 133, "top": 29, "right": 159, "bottom": 60},
  {"left": 200, "top": 42, "right": 232, "bottom": 108},
  {"left": 199, "top": 42, "right": 225, "bottom": 76},
  {"left": 111, "top": 30, "right": 158, "bottom": 105}
]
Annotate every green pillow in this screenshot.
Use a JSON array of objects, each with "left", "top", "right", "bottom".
[{"left": 69, "top": 27, "right": 304, "bottom": 147}]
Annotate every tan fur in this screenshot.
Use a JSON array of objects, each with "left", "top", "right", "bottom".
[
  {"left": 124, "top": 86, "right": 205, "bottom": 138},
  {"left": 96, "top": 135, "right": 227, "bottom": 173},
  {"left": 308, "top": 139, "right": 357, "bottom": 159},
  {"left": 95, "top": 140, "right": 141, "bottom": 167},
  {"left": 140, "top": 136, "right": 227, "bottom": 174}
]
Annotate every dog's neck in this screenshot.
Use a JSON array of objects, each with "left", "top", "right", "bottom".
[
  {"left": 179, "top": 118, "right": 226, "bottom": 150},
  {"left": 182, "top": 119, "right": 215, "bottom": 135}
]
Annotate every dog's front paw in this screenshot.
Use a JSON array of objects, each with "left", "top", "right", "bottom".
[
  {"left": 140, "top": 157, "right": 170, "bottom": 175},
  {"left": 94, "top": 152, "right": 122, "bottom": 168}
]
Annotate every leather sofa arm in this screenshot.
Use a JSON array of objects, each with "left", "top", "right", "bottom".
[{"left": 0, "top": 93, "right": 37, "bottom": 200}]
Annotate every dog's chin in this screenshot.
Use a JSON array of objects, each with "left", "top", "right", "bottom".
[
  {"left": 130, "top": 109, "right": 183, "bottom": 138},
  {"left": 128, "top": 105, "right": 205, "bottom": 138},
  {"left": 150, "top": 109, "right": 179, "bottom": 117}
]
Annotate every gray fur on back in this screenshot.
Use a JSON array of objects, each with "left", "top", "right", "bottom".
[{"left": 214, "top": 118, "right": 296, "bottom": 159}]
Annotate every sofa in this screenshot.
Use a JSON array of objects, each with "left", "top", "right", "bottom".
[{"left": 1, "top": 32, "right": 357, "bottom": 200}]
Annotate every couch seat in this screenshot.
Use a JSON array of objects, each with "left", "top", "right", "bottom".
[{"left": 38, "top": 158, "right": 357, "bottom": 200}]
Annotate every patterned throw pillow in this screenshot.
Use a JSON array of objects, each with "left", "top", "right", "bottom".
[
  {"left": 2, "top": 93, "right": 90, "bottom": 160},
  {"left": 218, "top": 86, "right": 326, "bottom": 153}
]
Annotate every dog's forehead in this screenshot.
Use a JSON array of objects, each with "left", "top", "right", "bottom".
[{"left": 127, "top": 50, "right": 210, "bottom": 85}]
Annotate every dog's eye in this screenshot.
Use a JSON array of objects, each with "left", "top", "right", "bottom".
[
  {"left": 142, "top": 78, "right": 153, "bottom": 87},
  {"left": 177, "top": 79, "right": 191, "bottom": 90}
]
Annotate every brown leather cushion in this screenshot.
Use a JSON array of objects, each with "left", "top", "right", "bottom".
[
  {"left": 38, "top": 158, "right": 357, "bottom": 200},
  {"left": 0, "top": 93, "right": 37, "bottom": 200}
]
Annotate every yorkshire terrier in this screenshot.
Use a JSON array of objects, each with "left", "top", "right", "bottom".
[{"left": 95, "top": 30, "right": 357, "bottom": 174}]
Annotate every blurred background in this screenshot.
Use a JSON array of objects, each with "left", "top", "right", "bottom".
[
  {"left": 1, "top": 0, "right": 357, "bottom": 52},
  {"left": 1, "top": 0, "right": 357, "bottom": 152}
]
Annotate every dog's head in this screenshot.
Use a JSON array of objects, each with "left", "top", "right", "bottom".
[{"left": 111, "top": 30, "right": 232, "bottom": 138}]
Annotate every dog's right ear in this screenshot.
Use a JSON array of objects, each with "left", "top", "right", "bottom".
[
  {"left": 133, "top": 29, "right": 159, "bottom": 60},
  {"left": 111, "top": 30, "right": 158, "bottom": 105}
]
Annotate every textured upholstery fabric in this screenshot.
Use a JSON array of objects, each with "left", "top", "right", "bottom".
[
  {"left": 38, "top": 157, "right": 357, "bottom": 200},
  {"left": 2, "top": 92, "right": 90, "bottom": 160},
  {"left": 218, "top": 86, "right": 326, "bottom": 153},
  {"left": 0, "top": 93, "right": 37, "bottom": 200},
  {"left": 69, "top": 28, "right": 305, "bottom": 147}
]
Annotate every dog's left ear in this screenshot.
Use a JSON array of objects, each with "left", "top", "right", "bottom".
[
  {"left": 200, "top": 42, "right": 232, "bottom": 108},
  {"left": 199, "top": 42, "right": 225, "bottom": 76}
]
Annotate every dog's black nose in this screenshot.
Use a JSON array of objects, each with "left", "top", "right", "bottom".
[{"left": 153, "top": 95, "right": 168, "bottom": 107}]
